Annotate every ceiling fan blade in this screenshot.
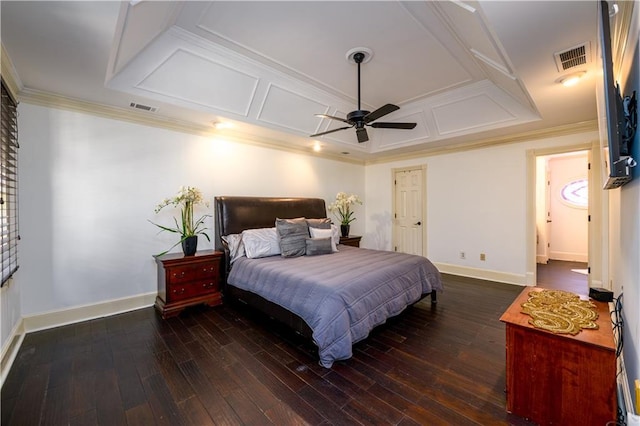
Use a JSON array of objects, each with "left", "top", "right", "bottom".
[
  {"left": 356, "top": 127, "right": 369, "bottom": 143},
  {"left": 363, "top": 103, "right": 400, "bottom": 123},
  {"left": 310, "top": 126, "right": 352, "bottom": 138},
  {"left": 315, "top": 114, "right": 351, "bottom": 125},
  {"left": 370, "top": 122, "right": 417, "bottom": 129}
]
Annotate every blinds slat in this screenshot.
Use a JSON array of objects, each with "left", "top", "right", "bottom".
[{"left": 1, "top": 79, "right": 19, "bottom": 287}]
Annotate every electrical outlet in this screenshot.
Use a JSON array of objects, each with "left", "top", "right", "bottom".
[
  {"left": 480, "top": 253, "right": 486, "bottom": 261},
  {"left": 460, "top": 251, "right": 465, "bottom": 260}
]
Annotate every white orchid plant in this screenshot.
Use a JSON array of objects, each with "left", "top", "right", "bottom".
[
  {"left": 149, "top": 186, "right": 211, "bottom": 255},
  {"left": 328, "top": 192, "right": 363, "bottom": 225}
]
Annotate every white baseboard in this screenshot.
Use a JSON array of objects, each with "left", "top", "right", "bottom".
[
  {"left": 0, "top": 318, "right": 25, "bottom": 388},
  {"left": 549, "top": 251, "right": 588, "bottom": 262},
  {"left": 22, "top": 292, "right": 157, "bottom": 333},
  {"left": 434, "top": 262, "right": 530, "bottom": 286},
  {"left": 1, "top": 292, "right": 156, "bottom": 387}
]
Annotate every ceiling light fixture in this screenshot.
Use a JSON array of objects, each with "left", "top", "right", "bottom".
[
  {"left": 559, "top": 71, "right": 586, "bottom": 87},
  {"left": 313, "top": 142, "right": 322, "bottom": 152},
  {"left": 212, "top": 121, "right": 233, "bottom": 130}
]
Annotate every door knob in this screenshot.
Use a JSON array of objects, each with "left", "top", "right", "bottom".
[
  {"left": 546, "top": 220, "right": 552, "bottom": 223},
  {"left": 414, "top": 221, "right": 422, "bottom": 226}
]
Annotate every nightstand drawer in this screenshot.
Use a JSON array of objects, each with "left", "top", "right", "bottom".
[
  {"left": 167, "top": 262, "right": 219, "bottom": 284},
  {"left": 167, "top": 280, "right": 219, "bottom": 302}
]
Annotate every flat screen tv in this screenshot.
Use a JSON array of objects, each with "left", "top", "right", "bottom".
[{"left": 597, "top": 0, "right": 637, "bottom": 189}]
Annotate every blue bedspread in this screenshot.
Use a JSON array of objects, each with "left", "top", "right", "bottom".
[{"left": 227, "top": 245, "right": 442, "bottom": 367}]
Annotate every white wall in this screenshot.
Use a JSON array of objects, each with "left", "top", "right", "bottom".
[
  {"left": 16, "top": 104, "right": 364, "bottom": 318},
  {"left": 364, "top": 131, "right": 599, "bottom": 284}
]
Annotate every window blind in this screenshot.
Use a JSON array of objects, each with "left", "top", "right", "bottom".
[{"left": 1, "top": 79, "right": 19, "bottom": 286}]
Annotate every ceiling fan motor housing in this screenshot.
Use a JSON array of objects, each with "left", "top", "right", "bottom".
[{"left": 347, "top": 110, "right": 370, "bottom": 125}]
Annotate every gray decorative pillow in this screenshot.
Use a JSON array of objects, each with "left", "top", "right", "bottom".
[
  {"left": 305, "top": 237, "right": 333, "bottom": 256},
  {"left": 275, "top": 217, "right": 308, "bottom": 258},
  {"left": 306, "top": 218, "right": 331, "bottom": 230},
  {"left": 309, "top": 226, "right": 338, "bottom": 252}
]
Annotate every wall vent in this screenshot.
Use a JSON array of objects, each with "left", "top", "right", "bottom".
[
  {"left": 554, "top": 42, "right": 590, "bottom": 72},
  {"left": 129, "top": 102, "right": 158, "bottom": 113}
]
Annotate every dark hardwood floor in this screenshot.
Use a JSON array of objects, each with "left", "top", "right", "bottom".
[
  {"left": 2, "top": 275, "right": 543, "bottom": 426},
  {"left": 536, "top": 259, "right": 588, "bottom": 296}
]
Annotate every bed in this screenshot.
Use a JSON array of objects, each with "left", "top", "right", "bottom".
[{"left": 214, "top": 196, "right": 442, "bottom": 367}]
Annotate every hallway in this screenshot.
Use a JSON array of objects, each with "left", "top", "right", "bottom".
[{"left": 537, "top": 259, "right": 589, "bottom": 296}]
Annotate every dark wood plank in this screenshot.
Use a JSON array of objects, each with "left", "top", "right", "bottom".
[
  {"left": 177, "top": 358, "right": 244, "bottom": 425},
  {"left": 124, "top": 403, "right": 155, "bottom": 425},
  {"left": 177, "top": 396, "right": 215, "bottom": 426},
  {"left": 40, "top": 383, "right": 71, "bottom": 426},
  {"left": 94, "top": 369, "right": 126, "bottom": 426},
  {"left": 141, "top": 373, "right": 187, "bottom": 426},
  {"left": 8, "top": 363, "right": 50, "bottom": 425}
]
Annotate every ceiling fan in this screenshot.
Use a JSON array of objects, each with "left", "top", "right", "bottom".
[{"left": 310, "top": 51, "right": 417, "bottom": 143}]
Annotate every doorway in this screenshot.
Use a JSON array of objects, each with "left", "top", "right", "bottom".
[
  {"left": 535, "top": 150, "right": 590, "bottom": 295},
  {"left": 392, "top": 166, "right": 426, "bottom": 256}
]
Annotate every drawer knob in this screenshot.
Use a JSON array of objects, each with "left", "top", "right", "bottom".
[
  {"left": 172, "top": 288, "right": 185, "bottom": 294},
  {"left": 172, "top": 271, "right": 186, "bottom": 279},
  {"left": 203, "top": 282, "right": 214, "bottom": 288}
]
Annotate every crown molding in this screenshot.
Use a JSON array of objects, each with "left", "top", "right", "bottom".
[
  {"left": 0, "top": 43, "right": 23, "bottom": 100},
  {"left": 364, "top": 120, "right": 598, "bottom": 165},
  {"left": 17, "top": 88, "right": 365, "bottom": 165}
]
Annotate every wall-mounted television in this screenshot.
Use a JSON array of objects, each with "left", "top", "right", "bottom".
[{"left": 597, "top": 0, "right": 637, "bottom": 190}]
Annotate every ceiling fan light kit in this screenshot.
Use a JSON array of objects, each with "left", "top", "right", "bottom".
[{"left": 310, "top": 48, "right": 417, "bottom": 143}]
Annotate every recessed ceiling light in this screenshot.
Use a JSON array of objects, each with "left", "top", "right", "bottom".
[
  {"left": 313, "top": 142, "right": 322, "bottom": 152},
  {"left": 212, "top": 121, "right": 233, "bottom": 130},
  {"left": 559, "top": 71, "right": 586, "bottom": 87}
]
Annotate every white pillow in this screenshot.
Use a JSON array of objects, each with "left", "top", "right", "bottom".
[
  {"left": 242, "top": 227, "right": 281, "bottom": 258},
  {"left": 309, "top": 227, "right": 338, "bottom": 252},
  {"left": 330, "top": 224, "right": 340, "bottom": 247},
  {"left": 221, "top": 233, "right": 245, "bottom": 264}
]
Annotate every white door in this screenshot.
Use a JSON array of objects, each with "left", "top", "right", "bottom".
[
  {"left": 393, "top": 168, "right": 424, "bottom": 255},
  {"left": 548, "top": 154, "right": 589, "bottom": 262}
]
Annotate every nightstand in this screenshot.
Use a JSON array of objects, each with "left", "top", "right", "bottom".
[
  {"left": 154, "top": 250, "right": 223, "bottom": 319},
  {"left": 339, "top": 235, "right": 362, "bottom": 247}
]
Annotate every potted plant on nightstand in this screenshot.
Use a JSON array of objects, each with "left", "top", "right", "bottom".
[
  {"left": 328, "top": 192, "right": 362, "bottom": 237},
  {"left": 150, "top": 186, "right": 211, "bottom": 256}
]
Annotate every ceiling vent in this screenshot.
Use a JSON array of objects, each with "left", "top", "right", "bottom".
[
  {"left": 129, "top": 102, "right": 158, "bottom": 113},
  {"left": 554, "top": 43, "right": 590, "bottom": 72}
]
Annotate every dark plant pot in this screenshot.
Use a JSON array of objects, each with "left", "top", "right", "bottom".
[
  {"left": 340, "top": 224, "right": 350, "bottom": 238},
  {"left": 182, "top": 235, "right": 198, "bottom": 256}
]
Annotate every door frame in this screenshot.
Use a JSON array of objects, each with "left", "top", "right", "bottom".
[
  {"left": 526, "top": 140, "right": 605, "bottom": 287},
  {"left": 391, "top": 165, "right": 427, "bottom": 256}
]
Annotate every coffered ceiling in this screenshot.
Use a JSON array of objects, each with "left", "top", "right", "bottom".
[{"left": 1, "top": 1, "right": 612, "bottom": 162}]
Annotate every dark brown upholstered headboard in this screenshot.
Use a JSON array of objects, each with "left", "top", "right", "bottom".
[{"left": 214, "top": 196, "right": 327, "bottom": 274}]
